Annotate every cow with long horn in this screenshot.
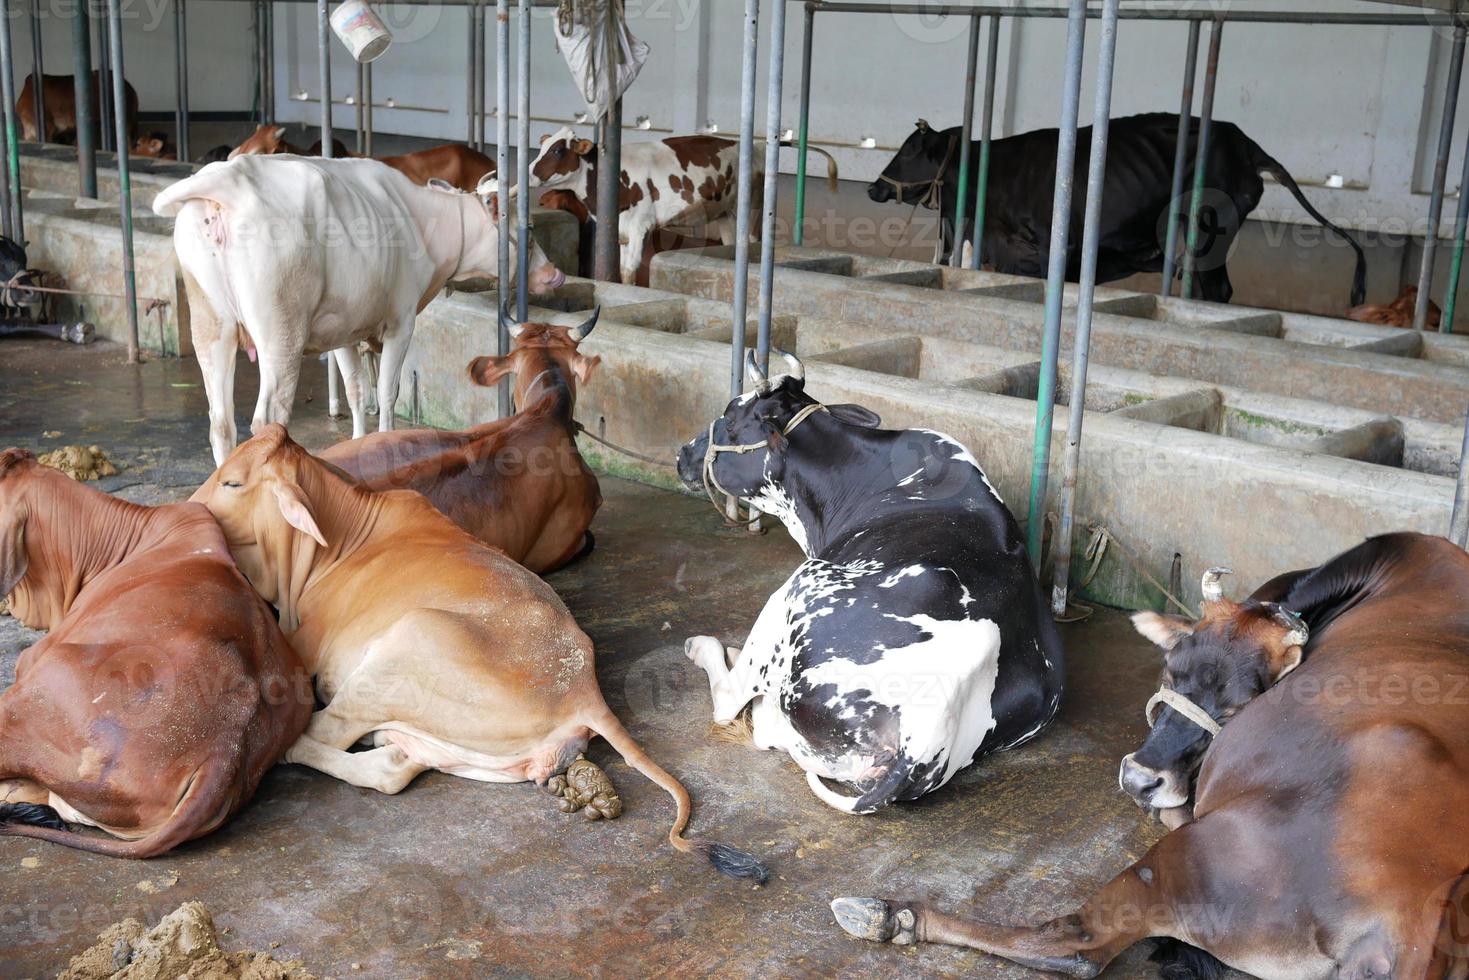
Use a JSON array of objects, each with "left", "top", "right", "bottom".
[
  {"left": 318, "top": 305, "right": 603, "bottom": 574},
  {"left": 677, "top": 350, "right": 1063, "bottom": 812}
]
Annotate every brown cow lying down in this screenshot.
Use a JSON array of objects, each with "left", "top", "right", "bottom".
[
  {"left": 0, "top": 448, "right": 310, "bottom": 857},
  {"left": 320, "top": 306, "right": 602, "bottom": 574},
  {"left": 1345, "top": 283, "right": 1441, "bottom": 329},
  {"left": 834, "top": 534, "right": 1469, "bottom": 978},
  {"left": 192, "top": 425, "right": 764, "bottom": 881},
  {"left": 230, "top": 124, "right": 496, "bottom": 192}
]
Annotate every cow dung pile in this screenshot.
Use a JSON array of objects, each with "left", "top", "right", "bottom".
[
  {"left": 58, "top": 902, "right": 315, "bottom": 980},
  {"left": 38, "top": 444, "right": 118, "bottom": 480}
]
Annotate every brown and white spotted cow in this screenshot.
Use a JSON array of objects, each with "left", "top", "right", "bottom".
[{"left": 528, "top": 127, "right": 836, "bottom": 284}]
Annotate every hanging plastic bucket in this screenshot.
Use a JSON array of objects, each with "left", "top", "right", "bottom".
[{"left": 330, "top": 0, "right": 393, "bottom": 63}]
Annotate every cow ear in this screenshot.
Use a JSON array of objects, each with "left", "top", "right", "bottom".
[
  {"left": 573, "top": 138, "right": 594, "bottom": 156},
  {"left": 0, "top": 506, "right": 28, "bottom": 599},
  {"left": 270, "top": 483, "right": 327, "bottom": 548},
  {"left": 826, "top": 404, "right": 880, "bottom": 428},
  {"left": 1131, "top": 612, "right": 1196, "bottom": 651},
  {"left": 540, "top": 132, "right": 552, "bottom": 144},
  {"left": 570, "top": 353, "right": 600, "bottom": 386},
  {"left": 468, "top": 354, "right": 515, "bottom": 388},
  {"left": 272, "top": 126, "right": 286, "bottom": 142}
]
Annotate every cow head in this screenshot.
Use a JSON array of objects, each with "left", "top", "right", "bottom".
[
  {"left": 191, "top": 424, "right": 328, "bottom": 631},
  {"left": 529, "top": 127, "right": 595, "bottom": 196},
  {"left": 467, "top": 305, "right": 601, "bottom": 411},
  {"left": 676, "top": 352, "right": 881, "bottom": 549},
  {"left": 229, "top": 124, "right": 291, "bottom": 160},
  {"left": 132, "top": 131, "right": 176, "bottom": 161},
  {"left": 867, "top": 119, "right": 953, "bottom": 206},
  {"left": 465, "top": 176, "right": 565, "bottom": 295},
  {"left": 1120, "top": 568, "right": 1309, "bottom": 812}
]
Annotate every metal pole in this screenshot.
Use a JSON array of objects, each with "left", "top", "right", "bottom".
[
  {"left": 762, "top": 3, "right": 1457, "bottom": 26},
  {"left": 969, "top": 13, "right": 998, "bottom": 270},
  {"left": 1160, "top": 18, "right": 1199, "bottom": 297},
  {"left": 1023, "top": 0, "right": 1085, "bottom": 567},
  {"left": 495, "top": 0, "right": 509, "bottom": 419},
  {"left": 755, "top": 0, "right": 786, "bottom": 371},
  {"left": 477, "top": 2, "right": 487, "bottom": 152},
  {"left": 0, "top": 0, "right": 24, "bottom": 243},
  {"left": 949, "top": 15, "right": 979, "bottom": 268},
  {"left": 355, "top": 60, "right": 365, "bottom": 152},
  {"left": 254, "top": 0, "right": 264, "bottom": 124},
  {"left": 95, "top": 2, "right": 111, "bottom": 153},
  {"left": 515, "top": 0, "right": 530, "bottom": 322},
  {"left": 730, "top": 0, "right": 759, "bottom": 398},
  {"left": 71, "top": 0, "right": 94, "bottom": 196},
  {"left": 1180, "top": 19, "right": 1221, "bottom": 301},
  {"left": 792, "top": 2, "right": 813, "bottom": 246},
  {"left": 106, "top": 0, "right": 138, "bottom": 362},
  {"left": 175, "top": 0, "right": 190, "bottom": 161},
  {"left": 1051, "top": 0, "right": 1120, "bottom": 615},
  {"left": 1417, "top": 24, "right": 1467, "bottom": 332},
  {"left": 318, "top": 0, "right": 341, "bottom": 413},
  {"left": 264, "top": 0, "right": 274, "bottom": 124},
  {"left": 594, "top": 0, "right": 621, "bottom": 282},
  {"left": 364, "top": 61, "right": 373, "bottom": 155},
  {"left": 1442, "top": 132, "right": 1469, "bottom": 334},
  {"left": 28, "top": 0, "right": 44, "bottom": 142},
  {"left": 467, "top": 2, "right": 478, "bottom": 147},
  {"left": 1453, "top": 404, "right": 1469, "bottom": 547}
]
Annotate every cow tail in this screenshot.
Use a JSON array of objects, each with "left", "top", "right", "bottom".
[
  {"left": 780, "top": 140, "right": 840, "bottom": 192},
  {"left": 583, "top": 705, "right": 769, "bottom": 884},
  {"left": 1251, "top": 148, "right": 1367, "bottom": 306},
  {"left": 0, "top": 757, "right": 237, "bottom": 859}
]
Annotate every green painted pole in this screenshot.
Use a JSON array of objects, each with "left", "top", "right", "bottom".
[
  {"left": 970, "top": 14, "right": 999, "bottom": 270},
  {"left": 793, "top": 3, "right": 813, "bottom": 245},
  {"left": 0, "top": 0, "right": 23, "bottom": 242}
]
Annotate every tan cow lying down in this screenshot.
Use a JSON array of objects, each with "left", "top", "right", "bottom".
[
  {"left": 0, "top": 448, "right": 310, "bottom": 856},
  {"left": 230, "top": 123, "right": 497, "bottom": 192},
  {"left": 320, "top": 306, "right": 602, "bottom": 575},
  {"left": 192, "top": 425, "right": 765, "bottom": 881}
]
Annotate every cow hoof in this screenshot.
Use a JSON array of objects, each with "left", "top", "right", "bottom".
[{"left": 830, "top": 898, "right": 917, "bottom": 945}]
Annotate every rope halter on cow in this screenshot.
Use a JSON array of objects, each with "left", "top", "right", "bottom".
[
  {"left": 702, "top": 349, "right": 826, "bottom": 525},
  {"left": 1144, "top": 687, "right": 1222, "bottom": 738},
  {"left": 875, "top": 122, "right": 958, "bottom": 212}
]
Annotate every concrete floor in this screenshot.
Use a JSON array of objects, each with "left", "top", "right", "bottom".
[{"left": 0, "top": 338, "right": 1222, "bottom": 979}]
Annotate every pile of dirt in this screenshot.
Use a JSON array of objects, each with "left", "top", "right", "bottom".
[
  {"left": 38, "top": 444, "right": 118, "bottom": 481},
  {"left": 58, "top": 902, "right": 315, "bottom": 980}
]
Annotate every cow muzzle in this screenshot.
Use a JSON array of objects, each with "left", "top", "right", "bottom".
[
  {"left": 866, "top": 181, "right": 894, "bottom": 204},
  {"left": 1118, "top": 754, "right": 1189, "bottom": 810},
  {"left": 676, "top": 435, "right": 708, "bottom": 490}
]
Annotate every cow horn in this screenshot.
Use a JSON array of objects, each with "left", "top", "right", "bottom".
[
  {"left": 916, "top": 118, "right": 930, "bottom": 131},
  {"left": 1273, "top": 606, "right": 1309, "bottom": 648},
  {"left": 499, "top": 299, "right": 524, "bottom": 339},
  {"left": 568, "top": 306, "right": 600, "bottom": 342},
  {"left": 1200, "top": 566, "right": 1233, "bottom": 603},
  {"left": 745, "top": 349, "right": 771, "bottom": 395},
  {"left": 775, "top": 348, "right": 804, "bottom": 381}
]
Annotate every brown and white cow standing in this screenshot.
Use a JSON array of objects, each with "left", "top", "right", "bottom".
[
  {"left": 528, "top": 127, "right": 837, "bottom": 284},
  {"left": 319, "top": 307, "right": 602, "bottom": 574},
  {"left": 0, "top": 448, "right": 311, "bottom": 857},
  {"left": 833, "top": 533, "right": 1469, "bottom": 978},
  {"left": 192, "top": 425, "right": 765, "bottom": 882}
]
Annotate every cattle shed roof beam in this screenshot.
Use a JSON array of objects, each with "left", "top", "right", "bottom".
[{"left": 801, "top": 2, "right": 1465, "bottom": 26}]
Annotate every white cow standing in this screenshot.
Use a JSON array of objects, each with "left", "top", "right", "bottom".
[{"left": 153, "top": 155, "right": 563, "bottom": 465}]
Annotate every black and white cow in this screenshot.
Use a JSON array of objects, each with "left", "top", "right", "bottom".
[{"left": 676, "top": 352, "right": 1064, "bottom": 813}]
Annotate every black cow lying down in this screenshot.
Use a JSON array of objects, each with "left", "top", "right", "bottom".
[{"left": 869, "top": 112, "right": 1366, "bottom": 306}]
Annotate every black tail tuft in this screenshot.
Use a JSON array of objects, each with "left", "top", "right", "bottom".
[
  {"left": 0, "top": 802, "right": 68, "bottom": 831},
  {"left": 1150, "top": 939, "right": 1226, "bottom": 980},
  {"left": 702, "top": 841, "right": 770, "bottom": 885}
]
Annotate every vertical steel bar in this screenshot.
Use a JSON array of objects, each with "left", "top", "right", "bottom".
[
  {"left": 95, "top": 7, "right": 110, "bottom": 153},
  {"left": 28, "top": 0, "right": 43, "bottom": 142},
  {"left": 949, "top": 15, "right": 979, "bottom": 268},
  {"left": 71, "top": 0, "right": 94, "bottom": 196},
  {"left": 355, "top": 60, "right": 364, "bottom": 151},
  {"left": 254, "top": 0, "right": 264, "bottom": 124},
  {"left": 730, "top": 0, "right": 759, "bottom": 398},
  {"left": 318, "top": 0, "right": 340, "bottom": 413},
  {"left": 1051, "top": 0, "right": 1120, "bottom": 615},
  {"left": 1180, "top": 19, "right": 1221, "bottom": 301},
  {"left": 264, "top": 0, "right": 273, "bottom": 125},
  {"left": 1453, "top": 404, "right": 1469, "bottom": 547},
  {"left": 495, "top": 0, "right": 509, "bottom": 419},
  {"left": 364, "top": 61, "right": 373, "bottom": 156},
  {"left": 0, "top": 0, "right": 24, "bottom": 242},
  {"left": 515, "top": 0, "right": 530, "bottom": 322},
  {"left": 1160, "top": 18, "right": 1199, "bottom": 297},
  {"left": 478, "top": 2, "right": 487, "bottom": 152},
  {"left": 594, "top": 0, "right": 621, "bottom": 283},
  {"left": 755, "top": 0, "right": 786, "bottom": 373},
  {"left": 792, "top": 2, "right": 813, "bottom": 246},
  {"left": 1442, "top": 130, "right": 1469, "bottom": 334},
  {"left": 1023, "top": 0, "right": 1086, "bottom": 567},
  {"left": 1417, "top": 24, "right": 1467, "bottom": 332},
  {"left": 969, "top": 13, "right": 999, "bottom": 270},
  {"left": 106, "top": 0, "right": 137, "bottom": 362},
  {"left": 175, "top": 0, "right": 189, "bottom": 161},
  {"left": 467, "top": 2, "right": 477, "bottom": 147}
]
